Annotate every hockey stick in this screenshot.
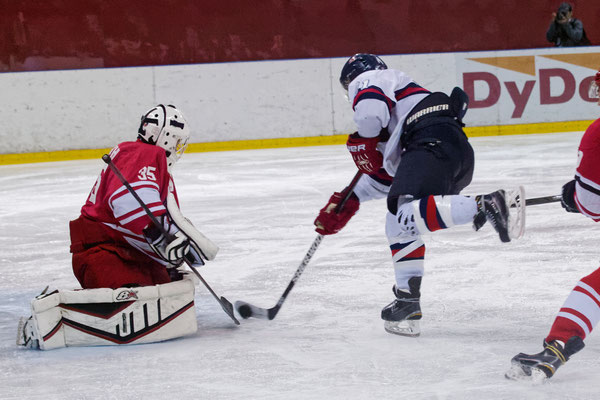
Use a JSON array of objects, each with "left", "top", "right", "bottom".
[
  {"left": 525, "top": 194, "right": 561, "bottom": 206},
  {"left": 508, "top": 194, "right": 561, "bottom": 208},
  {"left": 501, "top": 190, "right": 561, "bottom": 240},
  {"left": 102, "top": 154, "right": 240, "bottom": 325},
  {"left": 234, "top": 170, "right": 363, "bottom": 321}
]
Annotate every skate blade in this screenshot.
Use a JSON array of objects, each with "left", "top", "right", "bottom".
[
  {"left": 505, "top": 363, "right": 547, "bottom": 383},
  {"left": 384, "top": 320, "right": 420, "bottom": 337}
]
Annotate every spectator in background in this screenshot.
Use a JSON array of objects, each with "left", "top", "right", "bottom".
[{"left": 546, "top": 2, "right": 590, "bottom": 47}]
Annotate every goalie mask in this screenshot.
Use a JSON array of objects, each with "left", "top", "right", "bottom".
[{"left": 138, "top": 104, "right": 190, "bottom": 169}]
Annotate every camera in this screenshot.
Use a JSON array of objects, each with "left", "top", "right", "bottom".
[{"left": 557, "top": 10, "right": 567, "bottom": 19}]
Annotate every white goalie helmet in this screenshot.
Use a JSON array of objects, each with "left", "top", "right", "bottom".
[{"left": 138, "top": 104, "right": 190, "bottom": 169}]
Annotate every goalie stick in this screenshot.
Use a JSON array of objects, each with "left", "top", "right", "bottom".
[
  {"left": 102, "top": 154, "right": 240, "bottom": 325},
  {"left": 234, "top": 171, "right": 363, "bottom": 321}
]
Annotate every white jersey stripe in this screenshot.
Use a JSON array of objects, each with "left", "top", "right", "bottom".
[
  {"left": 562, "top": 289, "right": 600, "bottom": 329},
  {"left": 118, "top": 205, "right": 165, "bottom": 225},
  {"left": 110, "top": 187, "right": 163, "bottom": 218},
  {"left": 390, "top": 238, "right": 425, "bottom": 262},
  {"left": 556, "top": 311, "right": 591, "bottom": 336},
  {"left": 578, "top": 281, "right": 600, "bottom": 304},
  {"left": 109, "top": 180, "right": 161, "bottom": 199},
  {"left": 575, "top": 190, "right": 600, "bottom": 220}
]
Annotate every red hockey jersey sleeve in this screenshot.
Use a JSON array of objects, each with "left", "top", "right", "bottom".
[
  {"left": 82, "top": 141, "right": 174, "bottom": 235},
  {"left": 574, "top": 118, "right": 600, "bottom": 221}
]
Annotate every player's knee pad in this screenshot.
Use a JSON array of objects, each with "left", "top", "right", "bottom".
[
  {"left": 411, "top": 195, "right": 455, "bottom": 233},
  {"left": 17, "top": 277, "right": 197, "bottom": 350},
  {"left": 386, "top": 195, "right": 454, "bottom": 240}
]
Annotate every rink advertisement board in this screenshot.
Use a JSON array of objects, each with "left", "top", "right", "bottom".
[
  {"left": 455, "top": 48, "right": 600, "bottom": 127},
  {"left": 1, "top": 46, "right": 600, "bottom": 161}
]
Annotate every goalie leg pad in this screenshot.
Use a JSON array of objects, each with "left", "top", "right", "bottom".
[{"left": 18, "top": 277, "right": 197, "bottom": 350}]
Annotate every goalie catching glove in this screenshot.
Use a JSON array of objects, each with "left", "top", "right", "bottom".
[
  {"left": 143, "top": 216, "right": 190, "bottom": 267},
  {"left": 314, "top": 189, "right": 360, "bottom": 235},
  {"left": 346, "top": 132, "right": 383, "bottom": 174}
]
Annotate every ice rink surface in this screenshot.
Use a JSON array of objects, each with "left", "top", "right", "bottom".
[{"left": 1, "top": 131, "right": 599, "bottom": 399}]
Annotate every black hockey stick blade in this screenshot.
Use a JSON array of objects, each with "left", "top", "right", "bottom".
[
  {"left": 234, "top": 300, "right": 277, "bottom": 320},
  {"left": 220, "top": 297, "right": 241, "bottom": 324},
  {"left": 180, "top": 257, "right": 240, "bottom": 325}
]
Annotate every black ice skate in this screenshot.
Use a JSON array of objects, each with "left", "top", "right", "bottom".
[
  {"left": 505, "top": 336, "right": 585, "bottom": 382},
  {"left": 381, "top": 277, "right": 422, "bottom": 337},
  {"left": 474, "top": 190, "right": 511, "bottom": 243}
]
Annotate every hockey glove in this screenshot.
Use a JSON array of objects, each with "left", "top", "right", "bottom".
[
  {"left": 346, "top": 132, "right": 383, "bottom": 174},
  {"left": 144, "top": 224, "right": 191, "bottom": 267},
  {"left": 314, "top": 191, "right": 360, "bottom": 235},
  {"left": 560, "top": 179, "right": 580, "bottom": 213}
]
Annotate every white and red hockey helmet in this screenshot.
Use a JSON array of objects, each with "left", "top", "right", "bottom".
[{"left": 138, "top": 104, "right": 190, "bottom": 169}]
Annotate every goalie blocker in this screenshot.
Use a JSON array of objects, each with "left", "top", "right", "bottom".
[
  {"left": 166, "top": 193, "right": 218, "bottom": 263},
  {"left": 17, "top": 276, "right": 197, "bottom": 350}
]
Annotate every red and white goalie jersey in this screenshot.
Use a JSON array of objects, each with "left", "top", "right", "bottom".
[
  {"left": 574, "top": 118, "right": 600, "bottom": 220},
  {"left": 74, "top": 141, "right": 178, "bottom": 266}
]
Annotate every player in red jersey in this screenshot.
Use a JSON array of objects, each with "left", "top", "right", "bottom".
[
  {"left": 69, "top": 104, "right": 197, "bottom": 289},
  {"left": 17, "top": 104, "right": 223, "bottom": 350},
  {"left": 507, "top": 71, "right": 600, "bottom": 381}
]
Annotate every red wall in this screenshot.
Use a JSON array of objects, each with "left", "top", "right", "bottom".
[{"left": 1, "top": 0, "right": 597, "bottom": 72}]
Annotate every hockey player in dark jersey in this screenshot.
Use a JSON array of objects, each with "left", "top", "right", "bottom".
[
  {"left": 506, "top": 71, "right": 600, "bottom": 380},
  {"left": 314, "top": 53, "right": 523, "bottom": 337}
]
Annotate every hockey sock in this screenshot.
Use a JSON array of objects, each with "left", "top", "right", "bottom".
[
  {"left": 546, "top": 268, "right": 600, "bottom": 343},
  {"left": 390, "top": 237, "right": 425, "bottom": 291},
  {"left": 386, "top": 195, "right": 475, "bottom": 292}
]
